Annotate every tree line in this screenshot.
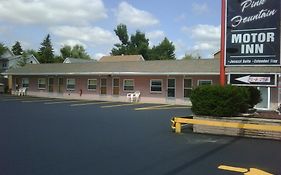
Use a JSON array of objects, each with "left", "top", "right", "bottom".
[
  {"left": 0, "top": 34, "right": 91, "bottom": 64},
  {"left": 0, "top": 24, "right": 200, "bottom": 64}
]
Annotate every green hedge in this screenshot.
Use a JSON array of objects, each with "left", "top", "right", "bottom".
[{"left": 190, "top": 85, "right": 260, "bottom": 117}]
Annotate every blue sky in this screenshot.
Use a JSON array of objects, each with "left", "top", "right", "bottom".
[{"left": 0, "top": 0, "right": 221, "bottom": 59}]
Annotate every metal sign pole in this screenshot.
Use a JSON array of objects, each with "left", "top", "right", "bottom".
[{"left": 220, "top": 0, "right": 226, "bottom": 86}]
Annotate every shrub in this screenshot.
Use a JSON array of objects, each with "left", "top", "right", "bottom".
[
  {"left": 190, "top": 85, "right": 250, "bottom": 117},
  {"left": 246, "top": 86, "right": 262, "bottom": 108}
]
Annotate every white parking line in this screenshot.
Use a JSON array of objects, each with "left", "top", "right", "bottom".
[
  {"left": 45, "top": 100, "right": 80, "bottom": 104},
  {"left": 135, "top": 104, "right": 173, "bottom": 111},
  {"left": 2, "top": 98, "right": 25, "bottom": 101},
  {"left": 70, "top": 101, "right": 115, "bottom": 107},
  {"left": 101, "top": 103, "right": 142, "bottom": 108},
  {"left": 22, "top": 99, "right": 57, "bottom": 103}
]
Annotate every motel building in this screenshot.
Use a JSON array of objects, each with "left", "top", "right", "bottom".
[{"left": 3, "top": 55, "right": 281, "bottom": 111}]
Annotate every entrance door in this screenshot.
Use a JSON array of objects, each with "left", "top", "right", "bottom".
[
  {"left": 48, "top": 78, "right": 54, "bottom": 92},
  {"left": 256, "top": 87, "right": 270, "bottom": 109},
  {"left": 100, "top": 78, "right": 107, "bottom": 95},
  {"left": 58, "top": 78, "right": 64, "bottom": 93},
  {"left": 113, "top": 78, "right": 120, "bottom": 95},
  {"left": 167, "top": 79, "right": 176, "bottom": 98}
]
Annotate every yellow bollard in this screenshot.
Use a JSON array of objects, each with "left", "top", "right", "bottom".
[{"left": 175, "top": 122, "right": 181, "bottom": 133}]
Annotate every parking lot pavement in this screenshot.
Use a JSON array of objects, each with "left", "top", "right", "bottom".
[{"left": 0, "top": 95, "right": 281, "bottom": 175}]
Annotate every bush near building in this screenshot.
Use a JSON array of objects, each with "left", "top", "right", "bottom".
[{"left": 190, "top": 85, "right": 261, "bottom": 117}]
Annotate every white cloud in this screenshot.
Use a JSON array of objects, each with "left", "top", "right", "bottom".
[
  {"left": 0, "top": 0, "right": 107, "bottom": 25},
  {"left": 116, "top": 1, "right": 159, "bottom": 28},
  {"left": 60, "top": 40, "right": 87, "bottom": 48},
  {"left": 93, "top": 53, "right": 106, "bottom": 60},
  {"left": 192, "top": 2, "right": 209, "bottom": 15},
  {"left": 182, "top": 24, "right": 220, "bottom": 42},
  {"left": 147, "top": 30, "right": 165, "bottom": 46},
  {"left": 182, "top": 24, "right": 220, "bottom": 58},
  {"left": 50, "top": 26, "right": 118, "bottom": 45},
  {"left": 174, "top": 13, "right": 186, "bottom": 23}
]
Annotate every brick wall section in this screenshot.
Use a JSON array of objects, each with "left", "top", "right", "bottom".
[{"left": 193, "top": 116, "right": 281, "bottom": 140}]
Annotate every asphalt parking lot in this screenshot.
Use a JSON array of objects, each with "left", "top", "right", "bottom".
[{"left": 0, "top": 95, "right": 281, "bottom": 175}]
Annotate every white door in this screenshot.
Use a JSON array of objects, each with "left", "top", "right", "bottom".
[{"left": 256, "top": 87, "right": 270, "bottom": 109}]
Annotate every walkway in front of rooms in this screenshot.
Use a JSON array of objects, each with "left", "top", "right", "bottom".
[{"left": 0, "top": 95, "right": 190, "bottom": 111}]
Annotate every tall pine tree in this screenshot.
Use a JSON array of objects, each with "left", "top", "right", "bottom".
[
  {"left": 111, "top": 24, "right": 176, "bottom": 60},
  {"left": 38, "top": 34, "right": 54, "bottom": 63},
  {"left": 11, "top": 41, "right": 23, "bottom": 55}
]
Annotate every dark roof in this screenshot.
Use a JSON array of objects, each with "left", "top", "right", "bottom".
[
  {"left": 99, "top": 55, "right": 144, "bottom": 62},
  {"left": 4, "top": 59, "right": 220, "bottom": 76},
  {"left": 3, "top": 58, "right": 280, "bottom": 76}
]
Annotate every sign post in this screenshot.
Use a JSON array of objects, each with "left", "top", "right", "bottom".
[
  {"left": 225, "top": 0, "right": 280, "bottom": 66},
  {"left": 220, "top": 0, "right": 226, "bottom": 86}
]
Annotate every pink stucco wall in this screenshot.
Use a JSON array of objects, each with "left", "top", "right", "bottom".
[
  {"left": 12, "top": 75, "right": 220, "bottom": 104},
  {"left": 11, "top": 74, "right": 280, "bottom": 109}
]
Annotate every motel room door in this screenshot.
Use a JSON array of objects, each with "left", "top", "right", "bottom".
[
  {"left": 167, "top": 79, "right": 176, "bottom": 98},
  {"left": 100, "top": 78, "right": 107, "bottom": 95},
  {"left": 58, "top": 78, "right": 64, "bottom": 93},
  {"left": 48, "top": 78, "right": 54, "bottom": 92},
  {"left": 112, "top": 78, "right": 120, "bottom": 96},
  {"left": 255, "top": 87, "right": 270, "bottom": 110}
]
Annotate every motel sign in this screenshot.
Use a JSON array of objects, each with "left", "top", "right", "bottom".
[{"left": 225, "top": 0, "right": 280, "bottom": 66}]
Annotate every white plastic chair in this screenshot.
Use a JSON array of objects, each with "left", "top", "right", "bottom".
[
  {"left": 127, "top": 91, "right": 141, "bottom": 102},
  {"left": 127, "top": 93, "right": 134, "bottom": 102},
  {"left": 18, "top": 87, "right": 27, "bottom": 96},
  {"left": 133, "top": 91, "right": 141, "bottom": 102}
]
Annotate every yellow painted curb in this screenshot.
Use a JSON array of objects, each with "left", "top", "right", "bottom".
[{"left": 173, "top": 117, "right": 281, "bottom": 132}]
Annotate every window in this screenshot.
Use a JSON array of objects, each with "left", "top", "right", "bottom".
[
  {"left": 198, "top": 80, "right": 212, "bottom": 86},
  {"left": 66, "top": 78, "right": 75, "bottom": 90},
  {"left": 38, "top": 78, "right": 46, "bottom": 89},
  {"left": 150, "top": 79, "right": 162, "bottom": 93},
  {"left": 124, "top": 79, "right": 134, "bottom": 91},
  {"left": 88, "top": 79, "right": 97, "bottom": 90},
  {"left": 2, "top": 63, "right": 7, "bottom": 69},
  {"left": 184, "top": 79, "right": 192, "bottom": 98},
  {"left": 22, "top": 78, "right": 29, "bottom": 88}
]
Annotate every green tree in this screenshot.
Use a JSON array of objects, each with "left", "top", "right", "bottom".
[
  {"left": 0, "top": 43, "right": 7, "bottom": 56},
  {"left": 60, "top": 45, "right": 72, "bottom": 59},
  {"left": 11, "top": 41, "right": 23, "bottom": 55},
  {"left": 129, "top": 30, "right": 149, "bottom": 59},
  {"left": 60, "top": 45, "right": 91, "bottom": 60},
  {"left": 111, "top": 24, "right": 150, "bottom": 59},
  {"left": 114, "top": 24, "right": 129, "bottom": 45},
  {"left": 17, "top": 51, "right": 29, "bottom": 67},
  {"left": 111, "top": 24, "right": 130, "bottom": 56},
  {"left": 54, "top": 55, "right": 64, "bottom": 63},
  {"left": 38, "top": 34, "right": 55, "bottom": 63},
  {"left": 71, "top": 45, "right": 91, "bottom": 59},
  {"left": 25, "top": 49, "right": 39, "bottom": 59},
  {"left": 111, "top": 24, "right": 176, "bottom": 60},
  {"left": 182, "top": 53, "right": 201, "bottom": 60},
  {"left": 149, "top": 37, "right": 175, "bottom": 60}
]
